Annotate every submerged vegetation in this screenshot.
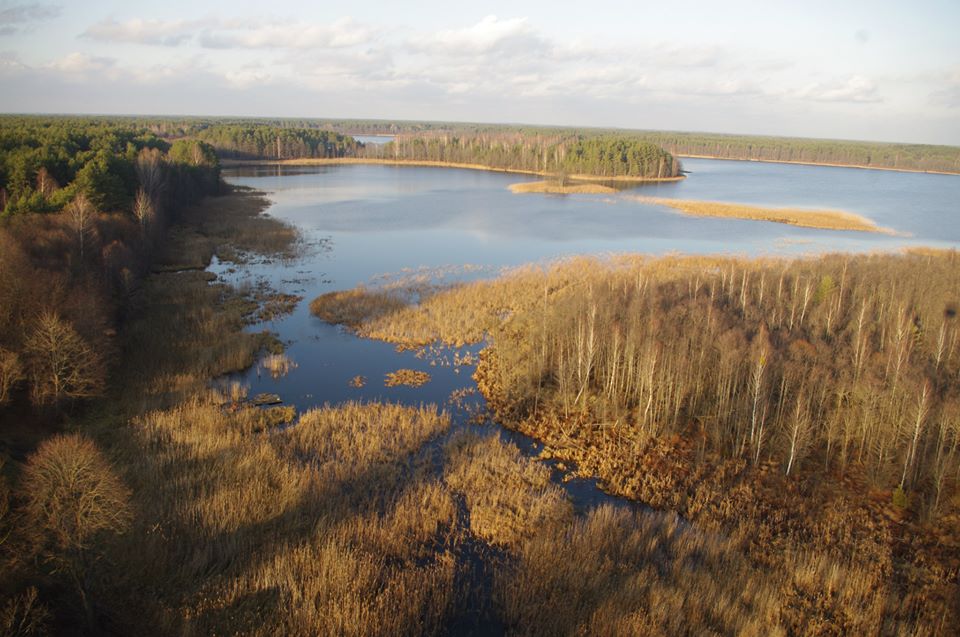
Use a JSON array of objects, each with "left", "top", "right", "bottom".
[{"left": 631, "top": 196, "right": 893, "bottom": 233}]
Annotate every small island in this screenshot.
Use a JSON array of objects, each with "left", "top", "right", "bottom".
[{"left": 631, "top": 195, "right": 894, "bottom": 234}]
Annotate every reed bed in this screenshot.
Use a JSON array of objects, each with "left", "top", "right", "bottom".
[
  {"left": 630, "top": 195, "right": 893, "bottom": 233},
  {"left": 509, "top": 181, "right": 618, "bottom": 195}
]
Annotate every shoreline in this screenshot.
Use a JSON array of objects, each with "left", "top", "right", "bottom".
[
  {"left": 222, "top": 157, "right": 687, "bottom": 183},
  {"left": 676, "top": 153, "right": 960, "bottom": 176}
]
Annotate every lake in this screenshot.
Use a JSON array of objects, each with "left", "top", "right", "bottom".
[{"left": 216, "top": 157, "right": 960, "bottom": 418}]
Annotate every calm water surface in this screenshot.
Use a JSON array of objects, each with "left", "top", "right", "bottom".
[{"left": 216, "top": 158, "right": 960, "bottom": 425}]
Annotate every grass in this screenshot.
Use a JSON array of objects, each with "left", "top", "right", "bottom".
[
  {"left": 630, "top": 195, "right": 894, "bottom": 233},
  {"left": 509, "top": 180, "right": 618, "bottom": 195},
  {"left": 309, "top": 287, "right": 407, "bottom": 329},
  {"left": 384, "top": 369, "right": 432, "bottom": 388}
]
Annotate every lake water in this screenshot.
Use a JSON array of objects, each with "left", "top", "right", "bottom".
[{"left": 216, "top": 158, "right": 960, "bottom": 415}]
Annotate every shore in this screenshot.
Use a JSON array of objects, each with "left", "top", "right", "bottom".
[
  {"left": 676, "top": 153, "right": 960, "bottom": 176},
  {"left": 630, "top": 195, "right": 896, "bottom": 234},
  {"left": 223, "top": 157, "right": 686, "bottom": 183}
]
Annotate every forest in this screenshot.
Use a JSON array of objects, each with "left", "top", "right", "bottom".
[
  {"left": 628, "top": 130, "right": 960, "bottom": 173},
  {"left": 372, "top": 133, "right": 682, "bottom": 179},
  {"left": 193, "top": 125, "right": 361, "bottom": 160}
]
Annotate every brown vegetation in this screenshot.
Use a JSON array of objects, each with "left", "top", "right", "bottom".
[
  {"left": 509, "top": 181, "right": 619, "bottom": 195},
  {"left": 630, "top": 195, "right": 893, "bottom": 233},
  {"left": 384, "top": 369, "right": 432, "bottom": 388},
  {"left": 309, "top": 287, "right": 407, "bottom": 329}
]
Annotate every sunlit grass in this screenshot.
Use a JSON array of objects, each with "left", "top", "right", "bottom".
[{"left": 630, "top": 195, "right": 894, "bottom": 233}]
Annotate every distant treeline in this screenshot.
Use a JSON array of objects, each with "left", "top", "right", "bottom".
[
  {"left": 8, "top": 115, "right": 955, "bottom": 174},
  {"left": 194, "top": 125, "right": 361, "bottom": 160},
  {"left": 628, "top": 131, "right": 960, "bottom": 174},
  {"left": 373, "top": 133, "right": 682, "bottom": 179}
]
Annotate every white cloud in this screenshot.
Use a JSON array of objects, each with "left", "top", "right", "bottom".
[
  {"left": 198, "top": 17, "right": 375, "bottom": 50},
  {"left": 83, "top": 18, "right": 200, "bottom": 47},
  {"left": 82, "top": 16, "right": 376, "bottom": 51},
  {"left": 46, "top": 51, "right": 114, "bottom": 73},
  {"left": 795, "top": 75, "right": 881, "bottom": 103},
  {"left": 413, "top": 15, "right": 546, "bottom": 57}
]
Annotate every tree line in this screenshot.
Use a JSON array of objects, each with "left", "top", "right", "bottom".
[
  {"left": 373, "top": 132, "right": 682, "bottom": 178},
  {"left": 625, "top": 131, "right": 960, "bottom": 173},
  {"left": 194, "top": 124, "right": 361, "bottom": 160}
]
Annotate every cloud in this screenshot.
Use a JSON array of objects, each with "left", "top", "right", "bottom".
[
  {"left": 45, "top": 51, "right": 115, "bottom": 73},
  {"left": 795, "top": 75, "right": 881, "bottom": 103},
  {"left": 0, "top": 49, "right": 24, "bottom": 70},
  {"left": 82, "top": 15, "right": 376, "bottom": 51},
  {"left": 83, "top": 18, "right": 200, "bottom": 47},
  {"left": 929, "top": 68, "right": 960, "bottom": 109},
  {"left": 198, "top": 17, "right": 375, "bottom": 50},
  {"left": 0, "top": 2, "right": 59, "bottom": 36},
  {"left": 412, "top": 15, "right": 547, "bottom": 57}
]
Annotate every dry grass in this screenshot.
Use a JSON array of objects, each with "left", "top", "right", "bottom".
[
  {"left": 444, "top": 433, "right": 572, "bottom": 547},
  {"left": 309, "top": 287, "right": 407, "bottom": 329},
  {"left": 349, "top": 375, "right": 367, "bottom": 388},
  {"left": 630, "top": 195, "right": 894, "bottom": 233},
  {"left": 384, "top": 369, "right": 432, "bottom": 388},
  {"left": 509, "top": 181, "right": 618, "bottom": 195}
]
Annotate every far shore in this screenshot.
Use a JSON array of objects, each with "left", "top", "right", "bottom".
[
  {"left": 629, "top": 196, "right": 897, "bottom": 234},
  {"left": 675, "top": 153, "right": 960, "bottom": 176},
  {"left": 222, "top": 157, "right": 687, "bottom": 183}
]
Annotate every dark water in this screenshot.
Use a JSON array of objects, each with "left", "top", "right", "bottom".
[{"left": 214, "top": 159, "right": 959, "bottom": 505}]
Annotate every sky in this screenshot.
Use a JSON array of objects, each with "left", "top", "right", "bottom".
[{"left": 1, "top": 0, "right": 958, "bottom": 145}]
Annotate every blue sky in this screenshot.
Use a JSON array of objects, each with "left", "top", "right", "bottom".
[{"left": 1, "top": 0, "right": 958, "bottom": 144}]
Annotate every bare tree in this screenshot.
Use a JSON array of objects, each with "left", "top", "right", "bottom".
[
  {"left": 21, "top": 434, "right": 131, "bottom": 627},
  {"left": 135, "top": 148, "right": 164, "bottom": 196},
  {"left": 24, "top": 312, "right": 105, "bottom": 406},
  {"left": 65, "top": 193, "right": 96, "bottom": 262},
  {"left": 900, "top": 381, "right": 931, "bottom": 489},
  {"left": 35, "top": 167, "right": 59, "bottom": 197},
  {"left": 0, "top": 348, "right": 23, "bottom": 405},
  {"left": 785, "top": 392, "right": 811, "bottom": 476},
  {"left": 132, "top": 188, "right": 154, "bottom": 230}
]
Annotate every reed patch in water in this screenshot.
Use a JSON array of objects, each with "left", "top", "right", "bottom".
[
  {"left": 509, "top": 180, "right": 618, "bottom": 195},
  {"left": 309, "top": 287, "right": 407, "bottom": 329},
  {"left": 384, "top": 369, "right": 431, "bottom": 388},
  {"left": 630, "top": 195, "right": 894, "bottom": 233}
]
